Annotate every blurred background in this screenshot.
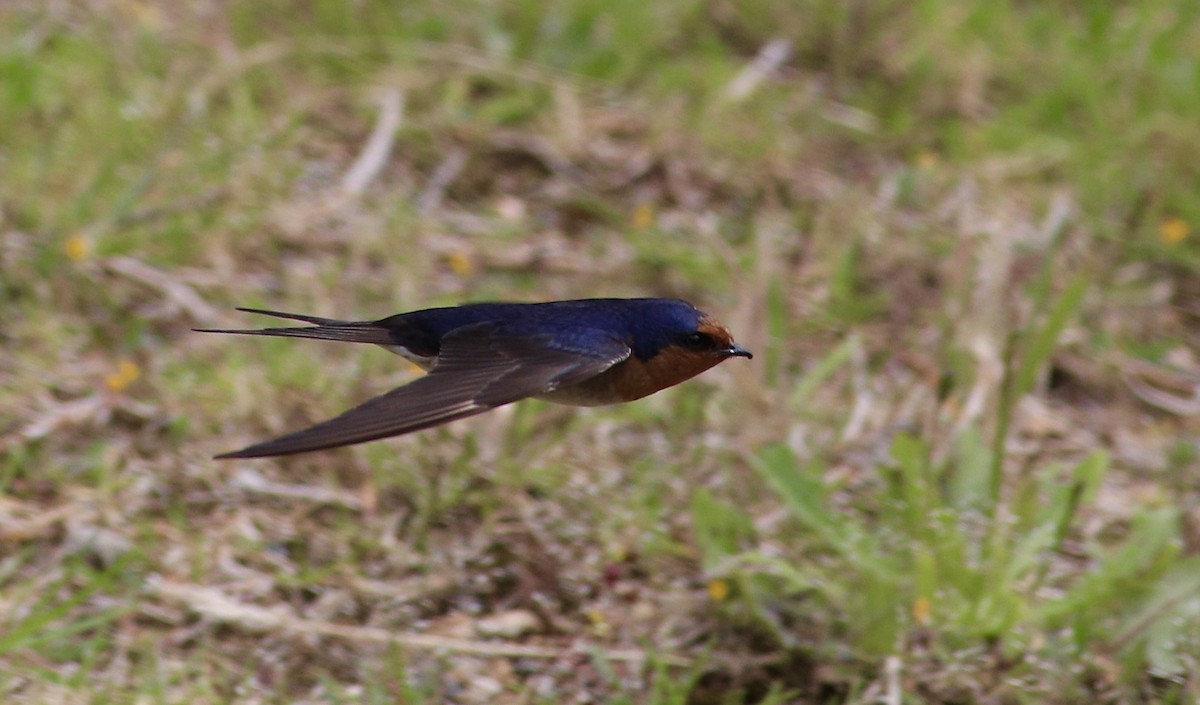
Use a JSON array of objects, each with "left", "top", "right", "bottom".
[{"left": 3, "top": 1, "right": 1200, "bottom": 702}]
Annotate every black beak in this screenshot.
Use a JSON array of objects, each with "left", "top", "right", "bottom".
[{"left": 726, "top": 343, "right": 753, "bottom": 359}]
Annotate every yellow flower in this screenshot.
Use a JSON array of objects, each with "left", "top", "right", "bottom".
[
  {"left": 631, "top": 203, "right": 654, "bottom": 229},
  {"left": 64, "top": 234, "right": 90, "bottom": 262},
  {"left": 446, "top": 251, "right": 472, "bottom": 277},
  {"left": 912, "top": 596, "right": 932, "bottom": 625},
  {"left": 707, "top": 578, "right": 730, "bottom": 602},
  {"left": 119, "top": 0, "right": 164, "bottom": 30},
  {"left": 1161, "top": 217, "right": 1189, "bottom": 244},
  {"left": 586, "top": 608, "right": 611, "bottom": 637},
  {"left": 105, "top": 360, "right": 141, "bottom": 393},
  {"left": 915, "top": 151, "right": 938, "bottom": 171}
]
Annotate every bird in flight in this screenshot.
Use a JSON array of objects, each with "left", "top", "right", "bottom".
[{"left": 197, "top": 298, "right": 752, "bottom": 458}]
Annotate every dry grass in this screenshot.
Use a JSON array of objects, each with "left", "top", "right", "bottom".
[{"left": 3, "top": 1, "right": 1200, "bottom": 703}]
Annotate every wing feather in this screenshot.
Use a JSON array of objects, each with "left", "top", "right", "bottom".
[{"left": 216, "top": 323, "right": 629, "bottom": 458}]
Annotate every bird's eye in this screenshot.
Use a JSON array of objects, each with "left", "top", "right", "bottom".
[{"left": 683, "top": 332, "right": 711, "bottom": 350}]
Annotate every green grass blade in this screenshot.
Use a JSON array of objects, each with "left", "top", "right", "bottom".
[{"left": 1013, "top": 273, "right": 1089, "bottom": 399}]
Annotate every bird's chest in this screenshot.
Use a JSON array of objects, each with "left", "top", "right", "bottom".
[
  {"left": 605, "top": 350, "right": 719, "bottom": 402},
  {"left": 539, "top": 349, "right": 721, "bottom": 407}
]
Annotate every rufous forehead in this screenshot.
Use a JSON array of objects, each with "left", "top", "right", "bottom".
[{"left": 696, "top": 314, "right": 734, "bottom": 345}]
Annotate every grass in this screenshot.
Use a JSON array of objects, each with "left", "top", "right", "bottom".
[{"left": 3, "top": 0, "right": 1200, "bottom": 702}]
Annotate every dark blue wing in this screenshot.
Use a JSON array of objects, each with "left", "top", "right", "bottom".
[{"left": 216, "top": 323, "right": 630, "bottom": 458}]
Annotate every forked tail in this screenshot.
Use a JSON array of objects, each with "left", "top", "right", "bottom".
[{"left": 194, "top": 307, "right": 396, "bottom": 345}]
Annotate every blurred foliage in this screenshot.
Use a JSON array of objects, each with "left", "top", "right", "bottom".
[{"left": 3, "top": 0, "right": 1200, "bottom": 702}]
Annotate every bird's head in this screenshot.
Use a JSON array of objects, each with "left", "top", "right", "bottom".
[
  {"left": 671, "top": 313, "right": 754, "bottom": 361},
  {"left": 613, "top": 299, "right": 752, "bottom": 401},
  {"left": 626, "top": 299, "right": 752, "bottom": 362}
]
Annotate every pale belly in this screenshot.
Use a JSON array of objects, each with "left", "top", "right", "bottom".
[{"left": 378, "top": 344, "right": 436, "bottom": 370}]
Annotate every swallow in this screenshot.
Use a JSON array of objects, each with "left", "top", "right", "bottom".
[
  {"left": 196, "top": 298, "right": 752, "bottom": 458},
  {"left": 201, "top": 297, "right": 753, "bottom": 458}
]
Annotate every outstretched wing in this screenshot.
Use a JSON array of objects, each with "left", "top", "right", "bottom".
[{"left": 216, "top": 323, "right": 630, "bottom": 458}]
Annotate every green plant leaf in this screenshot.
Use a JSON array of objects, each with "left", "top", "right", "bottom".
[
  {"left": 690, "top": 487, "right": 756, "bottom": 569},
  {"left": 751, "top": 445, "right": 899, "bottom": 582},
  {"left": 1013, "top": 273, "right": 1088, "bottom": 399}
]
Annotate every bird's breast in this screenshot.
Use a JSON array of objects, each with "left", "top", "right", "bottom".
[
  {"left": 608, "top": 347, "right": 724, "bottom": 402},
  {"left": 539, "top": 346, "right": 724, "bottom": 407}
]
